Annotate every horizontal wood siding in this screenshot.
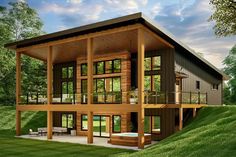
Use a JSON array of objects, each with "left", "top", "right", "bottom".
[{"left": 175, "top": 51, "right": 222, "bottom": 105}]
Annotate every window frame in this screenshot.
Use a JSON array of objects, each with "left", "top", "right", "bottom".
[
  {"left": 112, "top": 115, "right": 121, "bottom": 133},
  {"left": 196, "top": 81, "right": 200, "bottom": 90},
  {"left": 81, "top": 114, "right": 88, "bottom": 131}
]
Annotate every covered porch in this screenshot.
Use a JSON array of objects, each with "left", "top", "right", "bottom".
[{"left": 13, "top": 21, "right": 206, "bottom": 149}]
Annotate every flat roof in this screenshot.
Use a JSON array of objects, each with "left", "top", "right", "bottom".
[{"left": 4, "top": 12, "right": 228, "bottom": 80}]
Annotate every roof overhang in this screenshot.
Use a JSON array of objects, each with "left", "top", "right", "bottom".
[{"left": 4, "top": 12, "right": 228, "bottom": 80}]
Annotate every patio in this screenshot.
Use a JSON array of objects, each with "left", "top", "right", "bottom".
[{"left": 18, "top": 135, "right": 157, "bottom": 150}]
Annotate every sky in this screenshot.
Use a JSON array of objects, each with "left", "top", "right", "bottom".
[{"left": 1, "top": 0, "right": 235, "bottom": 69}]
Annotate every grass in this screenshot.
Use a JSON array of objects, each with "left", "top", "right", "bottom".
[
  {"left": 0, "top": 106, "right": 135, "bottom": 157},
  {"left": 123, "top": 106, "right": 236, "bottom": 157},
  {"left": 1, "top": 105, "right": 236, "bottom": 157}
]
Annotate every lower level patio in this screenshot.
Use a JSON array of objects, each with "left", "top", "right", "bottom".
[{"left": 18, "top": 134, "right": 157, "bottom": 150}]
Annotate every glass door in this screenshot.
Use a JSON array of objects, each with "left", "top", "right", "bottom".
[{"left": 93, "top": 115, "right": 110, "bottom": 137}]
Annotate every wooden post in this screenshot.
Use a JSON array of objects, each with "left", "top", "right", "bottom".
[
  {"left": 16, "top": 110, "right": 21, "bottom": 136},
  {"left": 87, "top": 111, "right": 93, "bottom": 143},
  {"left": 179, "top": 108, "right": 183, "bottom": 130},
  {"left": 47, "top": 46, "right": 53, "bottom": 139},
  {"left": 137, "top": 28, "right": 145, "bottom": 149},
  {"left": 87, "top": 38, "right": 93, "bottom": 105},
  {"left": 87, "top": 38, "right": 94, "bottom": 143},
  {"left": 193, "top": 108, "right": 197, "bottom": 118},
  {"left": 47, "top": 111, "right": 53, "bottom": 139},
  {"left": 47, "top": 46, "right": 53, "bottom": 104},
  {"left": 16, "top": 52, "right": 21, "bottom": 105},
  {"left": 16, "top": 51, "right": 21, "bottom": 136}
]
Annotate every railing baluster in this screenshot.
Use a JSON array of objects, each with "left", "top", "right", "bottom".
[
  {"left": 198, "top": 91, "right": 200, "bottom": 104},
  {"left": 190, "top": 91, "right": 192, "bottom": 104}
]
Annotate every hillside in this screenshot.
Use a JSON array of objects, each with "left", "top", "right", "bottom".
[{"left": 124, "top": 106, "right": 236, "bottom": 157}]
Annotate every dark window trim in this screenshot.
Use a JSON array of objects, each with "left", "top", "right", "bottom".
[
  {"left": 196, "top": 81, "right": 200, "bottom": 90},
  {"left": 144, "top": 55, "right": 161, "bottom": 72},
  {"left": 80, "top": 59, "right": 122, "bottom": 76},
  {"left": 143, "top": 115, "right": 161, "bottom": 134},
  {"left": 81, "top": 114, "right": 88, "bottom": 131},
  {"left": 112, "top": 115, "right": 121, "bottom": 133},
  {"left": 212, "top": 83, "right": 219, "bottom": 90},
  {"left": 61, "top": 113, "right": 76, "bottom": 129}
]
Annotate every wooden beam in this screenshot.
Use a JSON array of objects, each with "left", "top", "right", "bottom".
[
  {"left": 193, "top": 108, "right": 197, "bottom": 118},
  {"left": 16, "top": 52, "right": 21, "bottom": 105},
  {"left": 137, "top": 28, "right": 145, "bottom": 149},
  {"left": 87, "top": 38, "right": 93, "bottom": 105},
  {"left": 87, "top": 111, "right": 93, "bottom": 143},
  {"left": 142, "top": 26, "right": 174, "bottom": 48},
  {"left": 47, "top": 46, "right": 53, "bottom": 104},
  {"left": 16, "top": 110, "right": 21, "bottom": 136},
  {"left": 16, "top": 24, "right": 142, "bottom": 52},
  {"left": 46, "top": 39, "right": 53, "bottom": 140},
  {"left": 16, "top": 104, "right": 140, "bottom": 112},
  {"left": 179, "top": 108, "right": 183, "bottom": 130},
  {"left": 47, "top": 111, "right": 53, "bottom": 139}
]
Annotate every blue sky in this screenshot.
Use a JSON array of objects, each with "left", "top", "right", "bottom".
[{"left": 1, "top": 0, "right": 235, "bottom": 68}]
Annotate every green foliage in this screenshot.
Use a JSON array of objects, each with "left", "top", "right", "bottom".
[
  {"left": 223, "top": 45, "right": 236, "bottom": 104},
  {"left": 209, "top": 0, "right": 236, "bottom": 37},
  {"left": 125, "top": 106, "right": 236, "bottom": 157},
  {"left": 0, "top": 1, "right": 45, "bottom": 105}
]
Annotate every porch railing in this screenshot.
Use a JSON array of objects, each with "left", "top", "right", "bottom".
[{"left": 19, "top": 91, "right": 207, "bottom": 105}]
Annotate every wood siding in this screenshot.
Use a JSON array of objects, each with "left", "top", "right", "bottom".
[
  {"left": 145, "top": 108, "right": 176, "bottom": 140},
  {"left": 175, "top": 51, "right": 222, "bottom": 105}
]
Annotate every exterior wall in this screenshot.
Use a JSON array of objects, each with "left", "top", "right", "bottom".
[
  {"left": 145, "top": 108, "right": 176, "bottom": 140},
  {"left": 175, "top": 51, "right": 222, "bottom": 105},
  {"left": 131, "top": 48, "right": 175, "bottom": 101},
  {"left": 76, "top": 112, "right": 131, "bottom": 136},
  {"left": 76, "top": 51, "right": 131, "bottom": 104}
]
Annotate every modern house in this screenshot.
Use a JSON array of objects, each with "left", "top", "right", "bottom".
[{"left": 5, "top": 13, "right": 227, "bottom": 149}]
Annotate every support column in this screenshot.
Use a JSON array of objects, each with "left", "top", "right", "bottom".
[
  {"left": 137, "top": 28, "right": 145, "bottom": 149},
  {"left": 193, "top": 108, "right": 197, "bottom": 118},
  {"left": 87, "top": 38, "right": 94, "bottom": 143},
  {"left": 16, "top": 110, "right": 21, "bottom": 136},
  {"left": 179, "top": 108, "right": 183, "bottom": 130},
  {"left": 16, "top": 51, "right": 21, "bottom": 136},
  {"left": 87, "top": 111, "right": 93, "bottom": 143},
  {"left": 47, "top": 46, "right": 53, "bottom": 139}
]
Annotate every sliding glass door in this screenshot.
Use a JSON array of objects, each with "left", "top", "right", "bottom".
[{"left": 93, "top": 115, "right": 110, "bottom": 137}]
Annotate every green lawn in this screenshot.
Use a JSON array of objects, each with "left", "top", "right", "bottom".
[
  {"left": 1, "top": 106, "right": 236, "bottom": 157},
  {"left": 0, "top": 106, "right": 135, "bottom": 157},
  {"left": 123, "top": 106, "right": 236, "bottom": 157}
]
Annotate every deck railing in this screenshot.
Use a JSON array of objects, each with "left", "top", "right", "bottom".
[{"left": 19, "top": 91, "right": 207, "bottom": 105}]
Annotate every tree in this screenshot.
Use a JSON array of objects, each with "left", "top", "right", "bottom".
[
  {"left": 209, "top": 0, "right": 236, "bottom": 37},
  {"left": 223, "top": 44, "right": 236, "bottom": 104},
  {"left": 0, "top": 1, "right": 45, "bottom": 105}
]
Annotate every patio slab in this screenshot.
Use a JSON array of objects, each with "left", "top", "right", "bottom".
[{"left": 18, "top": 135, "right": 157, "bottom": 150}]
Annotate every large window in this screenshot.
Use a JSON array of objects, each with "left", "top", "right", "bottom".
[
  {"left": 81, "top": 114, "right": 88, "bottom": 130},
  {"left": 144, "top": 56, "right": 161, "bottom": 92},
  {"left": 62, "top": 113, "right": 74, "bottom": 129},
  {"left": 144, "top": 56, "right": 161, "bottom": 71},
  {"left": 144, "top": 116, "right": 161, "bottom": 134},
  {"left": 80, "top": 59, "right": 121, "bottom": 76},
  {"left": 61, "top": 66, "right": 75, "bottom": 102},
  {"left": 144, "top": 75, "right": 161, "bottom": 91},
  {"left": 112, "top": 115, "right": 121, "bottom": 133},
  {"left": 93, "top": 77, "right": 121, "bottom": 103}
]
